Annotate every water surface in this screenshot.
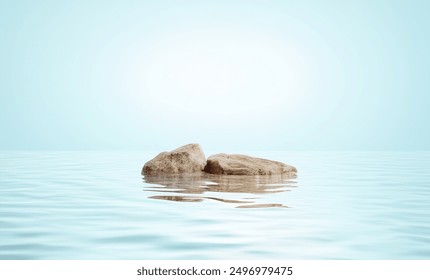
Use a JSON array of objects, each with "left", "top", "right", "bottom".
[{"left": 0, "top": 151, "right": 429, "bottom": 259}]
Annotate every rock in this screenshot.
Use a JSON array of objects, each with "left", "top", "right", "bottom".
[
  {"left": 204, "top": 153, "right": 297, "bottom": 175},
  {"left": 142, "top": 144, "right": 206, "bottom": 175}
]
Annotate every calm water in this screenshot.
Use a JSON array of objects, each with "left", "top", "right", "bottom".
[{"left": 1, "top": 151, "right": 429, "bottom": 259}]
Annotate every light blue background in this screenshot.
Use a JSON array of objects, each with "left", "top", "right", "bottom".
[{"left": 1, "top": 0, "right": 429, "bottom": 151}]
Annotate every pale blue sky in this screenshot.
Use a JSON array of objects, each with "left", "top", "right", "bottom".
[{"left": 1, "top": 0, "right": 429, "bottom": 150}]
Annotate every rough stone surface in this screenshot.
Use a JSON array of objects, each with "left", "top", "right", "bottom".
[
  {"left": 204, "top": 153, "right": 297, "bottom": 175},
  {"left": 142, "top": 144, "right": 206, "bottom": 175}
]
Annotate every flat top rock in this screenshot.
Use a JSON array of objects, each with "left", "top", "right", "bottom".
[
  {"left": 204, "top": 153, "right": 297, "bottom": 175},
  {"left": 142, "top": 144, "right": 206, "bottom": 175}
]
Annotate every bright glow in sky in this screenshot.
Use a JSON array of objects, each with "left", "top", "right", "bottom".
[
  {"left": 1, "top": 0, "right": 429, "bottom": 150},
  {"left": 137, "top": 29, "right": 309, "bottom": 122}
]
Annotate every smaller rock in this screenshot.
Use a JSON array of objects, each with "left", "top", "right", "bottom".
[
  {"left": 142, "top": 144, "right": 206, "bottom": 175},
  {"left": 204, "top": 154, "right": 297, "bottom": 175}
]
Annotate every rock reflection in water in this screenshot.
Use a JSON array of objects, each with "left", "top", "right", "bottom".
[{"left": 143, "top": 172, "right": 297, "bottom": 208}]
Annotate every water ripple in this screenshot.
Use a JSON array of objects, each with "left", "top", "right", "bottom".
[{"left": 0, "top": 151, "right": 429, "bottom": 259}]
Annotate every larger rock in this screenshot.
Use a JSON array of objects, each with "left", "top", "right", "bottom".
[
  {"left": 204, "top": 154, "right": 297, "bottom": 175},
  {"left": 142, "top": 144, "right": 206, "bottom": 175}
]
